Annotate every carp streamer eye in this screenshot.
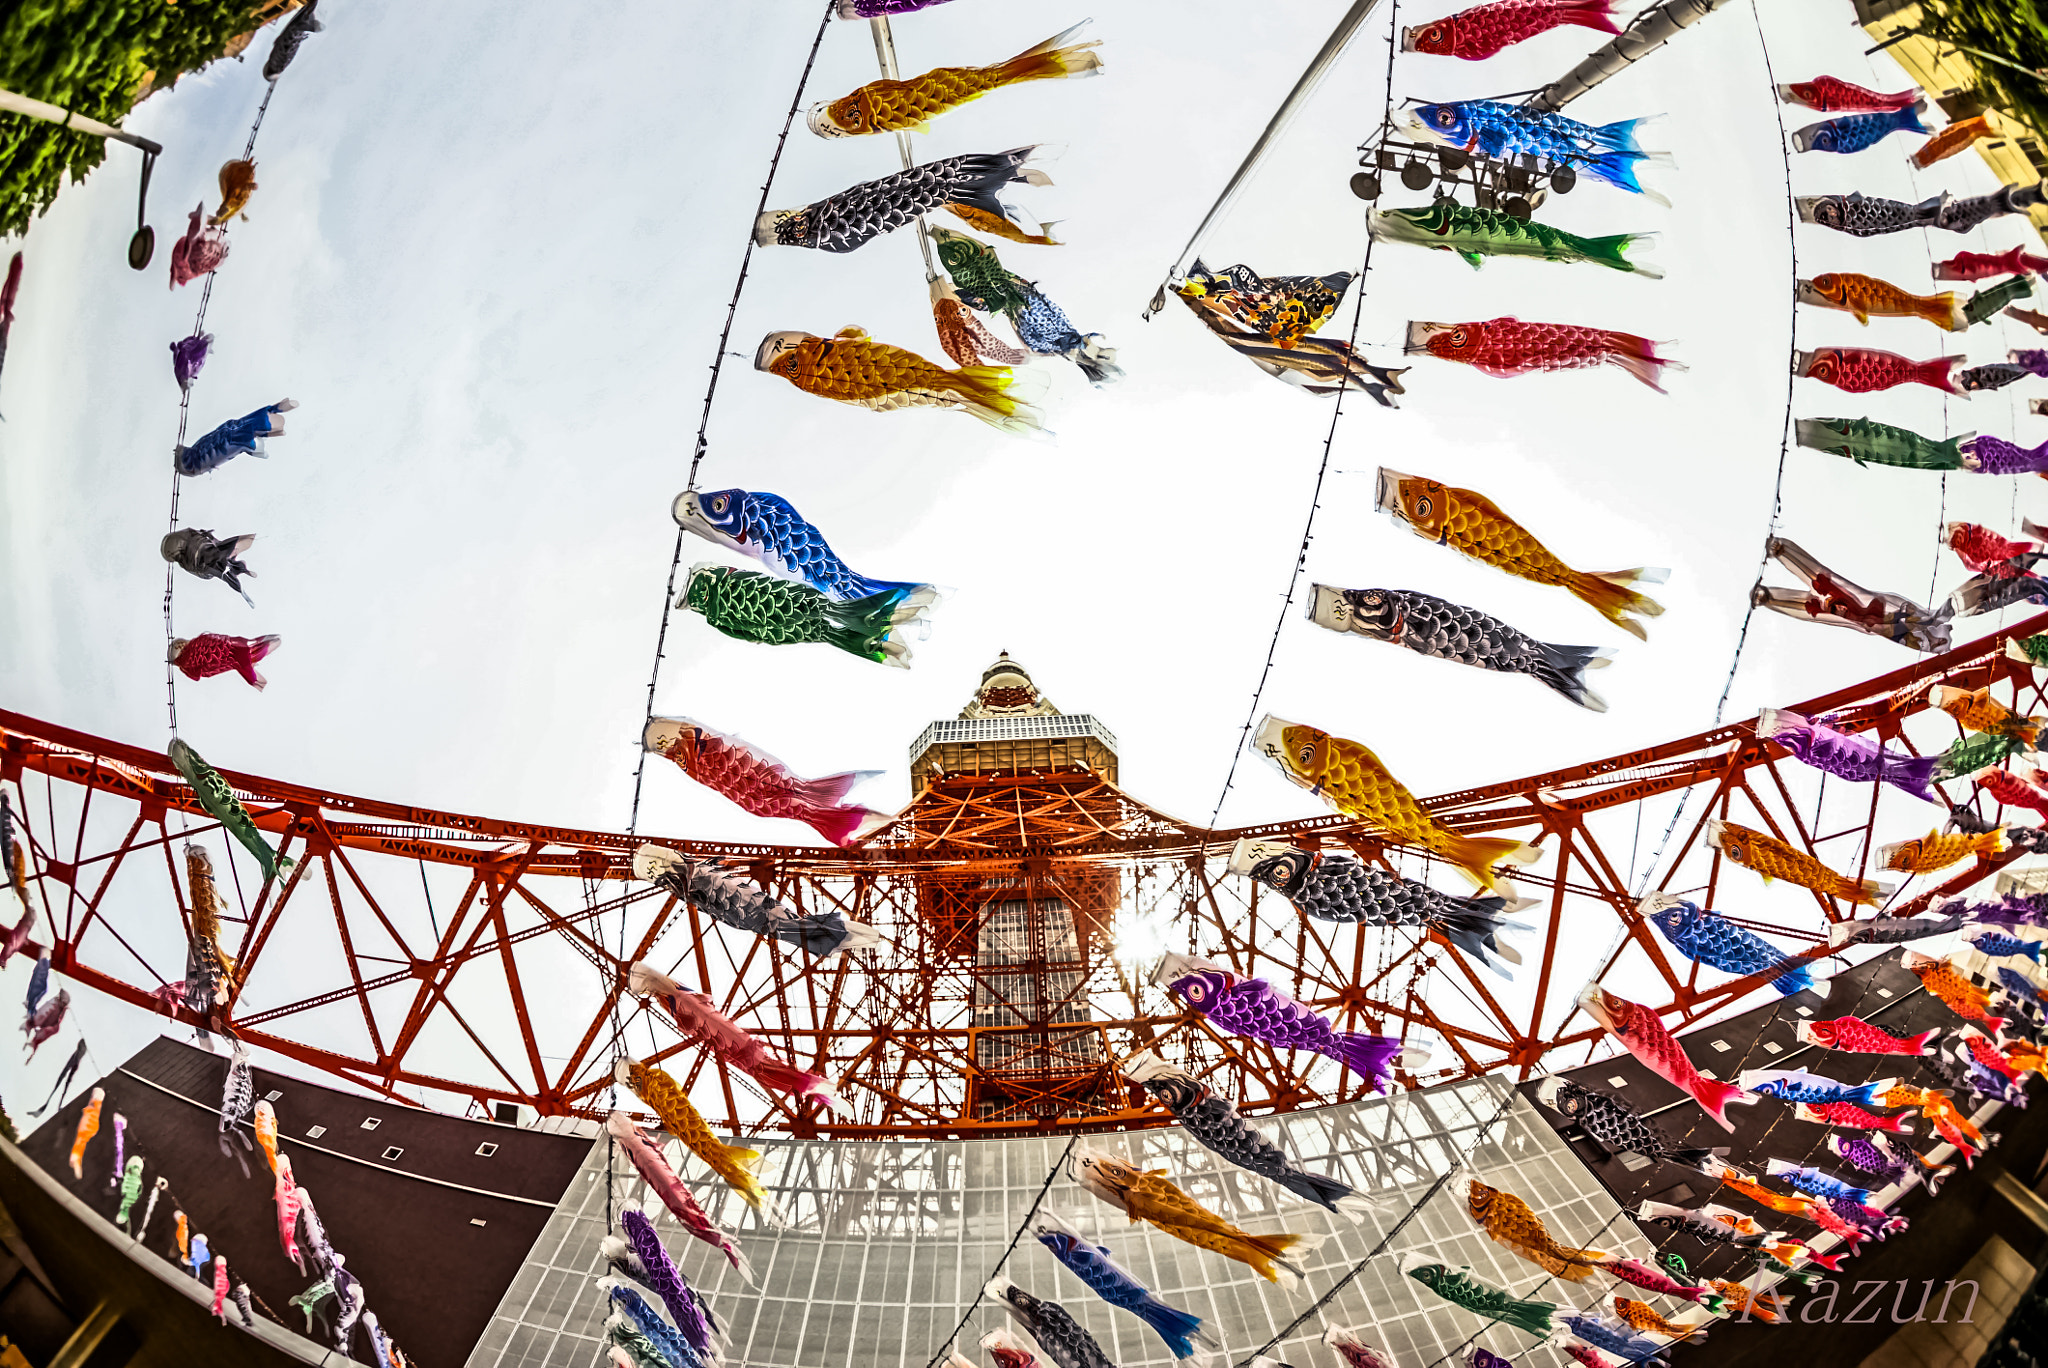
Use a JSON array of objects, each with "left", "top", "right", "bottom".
[
  {"left": 709, "top": 495, "right": 728, "bottom": 514},
  {"left": 1415, "top": 496, "right": 1432, "bottom": 517},
  {"left": 1297, "top": 744, "right": 1316, "bottom": 766},
  {"left": 1449, "top": 328, "right": 1468, "bottom": 348},
  {"left": 1436, "top": 109, "right": 1457, "bottom": 128}
]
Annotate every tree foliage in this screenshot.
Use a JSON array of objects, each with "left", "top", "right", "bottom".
[
  {"left": 1927, "top": 0, "right": 2048, "bottom": 143},
  {"left": 0, "top": 2, "right": 277, "bottom": 237}
]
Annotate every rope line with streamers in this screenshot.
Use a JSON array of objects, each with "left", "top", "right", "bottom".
[{"left": 626, "top": 0, "right": 836, "bottom": 839}]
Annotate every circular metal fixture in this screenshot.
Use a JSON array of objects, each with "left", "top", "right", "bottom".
[
  {"left": 127, "top": 225, "right": 155, "bottom": 271},
  {"left": 1550, "top": 163, "right": 1577, "bottom": 194},
  {"left": 1349, "top": 171, "right": 1382, "bottom": 201},
  {"left": 1503, "top": 196, "right": 1533, "bottom": 221},
  {"left": 1399, "top": 160, "right": 1433, "bottom": 191}
]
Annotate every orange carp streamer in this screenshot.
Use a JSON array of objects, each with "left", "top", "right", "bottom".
[
  {"left": 755, "top": 328, "right": 1045, "bottom": 436},
  {"left": 210, "top": 159, "right": 258, "bottom": 225},
  {"left": 1376, "top": 468, "right": 1665, "bottom": 638},
  {"left": 1074, "top": 1147, "right": 1319, "bottom": 1287},
  {"left": 1707, "top": 819, "right": 1889, "bottom": 905},
  {"left": 1457, "top": 1176, "right": 1609, "bottom": 1280},
  {"left": 809, "top": 24, "right": 1102, "bottom": 137}
]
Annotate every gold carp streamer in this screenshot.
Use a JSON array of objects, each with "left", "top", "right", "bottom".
[
  {"left": 1074, "top": 1147, "right": 1319, "bottom": 1287},
  {"left": 809, "top": 23, "right": 1101, "bottom": 138},
  {"left": 616, "top": 1058, "right": 785, "bottom": 1227},
  {"left": 1706, "top": 819, "right": 1888, "bottom": 905},
  {"left": 1457, "top": 1176, "right": 1609, "bottom": 1280},
  {"left": 755, "top": 328, "right": 1045, "bottom": 436}
]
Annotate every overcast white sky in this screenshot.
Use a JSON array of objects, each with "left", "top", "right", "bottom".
[{"left": 2, "top": 0, "right": 2043, "bottom": 1106}]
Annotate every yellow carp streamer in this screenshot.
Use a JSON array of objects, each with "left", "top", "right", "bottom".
[
  {"left": 1256, "top": 716, "right": 1538, "bottom": 894},
  {"left": 616, "top": 1058, "right": 784, "bottom": 1227},
  {"left": 210, "top": 159, "right": 258, "bottom": 226},
  {"left": 1879, "top": 827, "right": 2005, "bottom": 873},
  {"left": 1930, "top": 685, "right": 2044, "bottom": 745},
  {"left": 1706, "top": 819, "right": 1888, "bottom": 905},
  {"left": 1074, "top": 1147, "right": 1319, "bottom": 1287},
  {"left": 755, "top": 328, "right": 1045, "bottom": 436},
  {"left": 809, "top": 23, "right": 1101, "bottom": 137}
]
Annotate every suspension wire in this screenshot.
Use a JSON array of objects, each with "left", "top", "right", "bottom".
[
  {"left": 920, "top": 1135, "right": 1079, "bottom": 1368},
  {"left": 1235, "top": 1080, "right": 1520, "bottom": 1365},
  {"left": 1620, "top": 0, "right": 1801, "bottom": 909},
  {"left": 1207, "top": 3, "right": 1400, "bottom": 829},
  {"left": 163, "top": 77, "right": 283, "bottom": 743},
  {"left": 625, "top": 0, "right": 836, "bottom": 839}
]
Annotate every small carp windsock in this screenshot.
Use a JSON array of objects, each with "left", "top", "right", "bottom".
[
  {"left": 615, "top": 1057, "right": 786, "bottom": 1226},
  {"left": 1031, "top": 1211, "right": 1213, "bottom": 1361},
  {"left": 1598, "top": 1256, "right": 1725, "bottom": 1312},
  {"left": 985, "top": 1277, "right": 1118, "bottom": 1368},
  {"left": 1404, "top": 0, "right": 1621, "bottom": 61},
  {"left": 253, "top": 1099, "right": 279, "bottom": 1173},
  {"left": 1230, "top": 837, "right": 1526, "bottom": 976},
  {"left": 678, "top": 563, "right": 930, "bottom": 668},
  {"left": 756, "top": 327, "right": 1046, "bottom": 436},
  {"left": 168, "top": 204, "right": 229, "bottom": 288},
  {"left": 642, "top": 716, "right": 880, "bottom": 848},
  {"left": 1173, "top": 260, "right": 1405, "bottom": 406},
  {"left": 1707, "top": 819, "right": 1889, "bottom": 905},
  {"left": 757, "top": 146, "right": 1056, "bottom": 252},
  {"left": 1532, "top": 1076, "right": 1720, "bottom": 1170},
  {"left": 672, "top": 486, "right": 937, "bottom": 607},
  {"left": 636, "top": 844, "right": 878, "bottom": 961},
  {"left": 161, "top": 528, "right": 258, "bottom": 605},
  {"left": 629, "top": 962, "right": 841, "bottom": 1111},
  {"left": 1370, "top": 199, "right": 1660, "bottom": 275},
  {"left": 1930, "top": 684, "right": 2044, "bottom": 745},
  {"left": 1399, "top": 1255, "right": 1559, "bottom": 1337},
  {"left": 262, "top": 0, "right": 324, "bottom": 80},
  {"left": 1738, "top": 1066, "right": 1897, "bottom": 1108},
  {"left": 932, "top": 229, "right": 1121, "bottom": 386},
  {"left": 606, "top": 1110, "right": 753, "bottom": 1282},
  {"left": 170, "top": 633, "right": 282, "bottom": 690},
  {"left": 1796, "top": 345, "right": 1960, "bottom": 394},
  {"left": 1375, "top": 468, "right": 1664, "bottom": 637},
  {"left": 1321, "top": 1327, "right": 1397, "bottom": 1368},
  {"left": 1306, "top": 583, "right": 1609, "bottom": 712},
  {"left": 69, "top": 1088, "right": 104, "bottom": 1179},
  {"left": 1904, "top": 950, "right": 2007, "bottom": 1032},
  {"left": 809, "top": 23, "right": 1100, "bottom": 137},
  {"left": 1123, "top": 1050, "right": 1376, "bottom": 1219},
  {"left": 1455, "top": 1175, "right": 1609, "bottom": 1280},
  {"left": 275, "top": 1151, "right": 305, "bottom": 1274},
  {"left": 1796, "top": 272, "right": 1964, "bottom": 329},
  {"left": 1780, "top": 76, "right": 1920, "bottom": 112},
  {"left": 1073, "top": 1146, "right": 1320, "bottom": 1288},
  {"left": 1791, "top": 104, "right": 1928, "bottom": 154},
  {"left": 2, "top": 790, "right": 33, "bottom": 918},
  {"left": 1797, "top": 416, "right": 1967, "bottom": 470},
  {"left": 619, "top": 1208, "right": 724, "bottom": 1365},
  {"left": 601, "top": 1280, "right": 703, "bottom": 1368},
  {"left": 1579, "top": 984, "right": 1757, "bottom": 1131},
  {"left": 1795, "top": 1014, "right": 1937, "bottom": 1055},
  {"left": 175, "top": 400, "right": 296, "bottom": 476},
  {"left": 169, "top": 740, "right": 293, "bottom": 882},
  {"left": 1880, "top": 827, "right": 2005, "bottom": 873},
  {"left": 1399, "top": 99, "right": 1667, "bottom": 201},
  {"left": 932, "top": 277, "right": 1031, "bottom": 367},
  {"left": 1408, "top": 317, "right": 1682, "bottom": 391},
  {"left": 1612, "top": 1295, "right": 1708, "bottom": 1342},
  {"left": 1252, "top": 716, "right": 1539, "bottom": 894},
  {"left": 115, "top": 1156, "right": 145, "bottom": 1226},
  {"left": 1153, "top": 953, "right": 1425, "bottom": 1093},
  {"left": 23, "top": 986, "right": 69, "bottom": 1061},
  {"left": 1641, "top": 894, "right": 1816, "bottom": 996}
]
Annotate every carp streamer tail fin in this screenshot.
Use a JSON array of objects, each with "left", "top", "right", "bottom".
[
  {"left": 1531, "top": 639, "right": 1612, "bottom": 712},
  {"left": 1331, "top": 1032, "right": 1405, "bottom": 1089},
  {"left": 1580, "top": 230, "right": 1662, "bottom": 278},
  {"left": 1239, "top": 1230, "right": 1319, "bottom": 1289},
  {"left": 1431, "top": 893, "right": 1528, "bottom": 976},
  {"left": 1569, "top": 0, "right": 1624, "bottom": 35},
  {"left": 1571, "top": 566, "right": 1667, "bottom": 640},
  {"left": 949, "top": 362, "right": 1049, "bottom": 436},
  {"left": 1696, "top": 1077, "right": 1761, "bottom": 1132},
  {"left": 1768, "top": 960, "right": 1818, "bottom": 997},
  {"left": 1440, "top": 833, "right": 1541, "bottom": 894},
  {"left": 1130, "top": 1296, "right": 1209, "bottom": 1362},
  {"left": 994, "top": 23, "right": 1104, "bottom": 86},
  {"left": 788, "top": 768, "right": 881, "bottom": 810},
  {"left": 1581, "top": 148, "right": 1671, "bottom": 206},
  {"left": 821, "top": 586, "right": 933, "bottom": 668},
  {"left": 798, "top": 800, "right": 881, "bottom": 849},
  {"left": 1603, "top": 331, "right": 1684, "bottom": 393}
]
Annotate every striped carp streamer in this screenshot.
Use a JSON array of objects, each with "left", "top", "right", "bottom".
[
  {"left": 1153, "top": 952, "right": 1426, "bottom": 1094},
  {"left": 1306, "top": 583, "right": 1610, "bottom": 711},
  {"left": 1707, "top": 819, "right": 1889, "bottom": 904},
  {"left": 1750, "top": 536, "right": 1953, "bottom": 654},
  {"left": 1253, "top": 715, "right": 1539, "bottom": 893},
  {"left": 615, "top": 1057, "right": 786, "bottom": 1227},
  {"left": 672, "top": 486, "right": 936, "bottom": 606},
  {"left": 1073, "top": 1147, "right": 1319, "bottom": 1287},
  {"left": 606, "top": 1110, "right": 753, "bottom": 1283},
  {"left": 642, "top": 716, "right": 880, "bottom": 848},
  {"left": 1122, "top": 1050, "right": 1376, "bottom": 1219},
  {"left": 1173, "top": 260, "right": 1406, "bottom": 405},
  {"left": 1456, "top": 1175, "right": 1609, "bottom": 1279},
  {"left": 755, "top": 327, "right": 1046, "bottom": 436},
  {"left": 809, "top": 24, "right": 1100, "bottom": 137},
  {"left": 1228, "top": 837, "right": 1526, "bottom": 975},
  {"left": 756, "top": 146, "right": 1056, "bottom": 252},
  {"left": 932, "top": 228, "right": 1122, "bottom": 386},
  {"left": 1408, "top": 317, "right": 1682, "bottom": 392},
  {"left": 1375, "top": 467, "right": 1665, "bottom": 638},
  {"left": 678, "top": 563, "right": 930, "bottom": 668},
  {"left": 629, "top": 962, "right": 843, "bottom": 1111},
  {"left": 635, "top": 844, "right": 877, "bottom": 959}
]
